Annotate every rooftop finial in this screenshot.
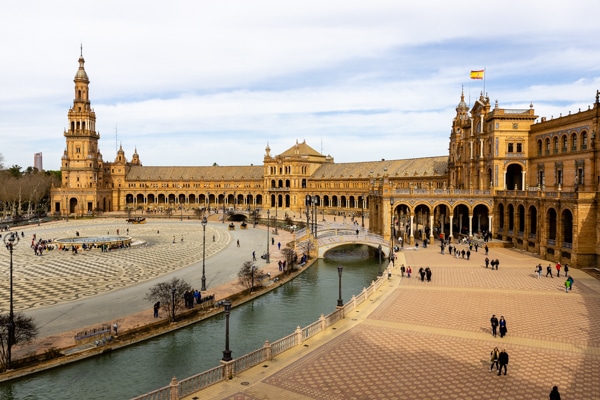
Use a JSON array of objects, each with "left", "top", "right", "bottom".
[{"left": 80, "top": 43, "right": 83, "bottom": 57}]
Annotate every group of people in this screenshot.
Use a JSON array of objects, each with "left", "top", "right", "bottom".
[
  {"left": 484, "top": 257, "right": 501, "bottom": 270},
  {"left": 489, "top": 347, "right": 509, "bottom": 375},
  {"left": 490, "top": 314, "right": 508, "bottom": 338}
]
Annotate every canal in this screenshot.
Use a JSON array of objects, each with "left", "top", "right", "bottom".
[{"left": 0, "top": 245, "right": 383, "bottom": 399}]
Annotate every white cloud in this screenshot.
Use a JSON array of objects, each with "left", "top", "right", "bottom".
[{"left": 1, "top": 0, "right": 599, "bottom": 170}]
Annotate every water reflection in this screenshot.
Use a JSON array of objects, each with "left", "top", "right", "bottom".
[{"left": 0, "top": 245, "right": 380, "bottom": 400}]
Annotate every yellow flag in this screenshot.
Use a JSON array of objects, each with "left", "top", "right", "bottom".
[{"left": 470, "top": 70, "right": 484, "bottom": 80}]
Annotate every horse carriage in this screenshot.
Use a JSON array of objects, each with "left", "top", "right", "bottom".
[
  {"left": 240, "top": 222, "right": 248, "bottom": 229},
  {"left": 228, "top": 223, "right": 235, "bottom": 231},
  {"left": 126, "top": 217, "right": 146, "bottom": 224}
]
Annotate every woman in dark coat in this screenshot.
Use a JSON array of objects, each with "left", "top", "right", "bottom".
[{"left": 499, "top": 316, "right": 507, "bottom": 338}]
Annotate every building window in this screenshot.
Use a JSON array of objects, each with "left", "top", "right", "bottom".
[
  {"left": 516, "top": 143, "right": 522, "bottom": 153},
  {"left": 507, "top": 143, "right": 514, "bottom": 153},
  {"left": 582, "top": 132, "right": 588, "bottom": 149}
]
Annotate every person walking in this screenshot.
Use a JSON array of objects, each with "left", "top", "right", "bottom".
[
  {"left": 489, "top": 347, "right": 500, "bottom": 372},
  {"left": 406, "top": 266, "right": 412, "bottom": 278},
  {"left": 536, "top": 264, "right": 543, "bottom": 279},
  {"left": 485, "top": 257, "right": 490, "bottom": 268},
  {"left": 252, "top": 251, "right": 256, "bottom": 261},
  {"left": 549, "top": 385, "right": 561, "bottom": 400},
  {"left": 490, "top": 314, "right": 499, "bottom": 337},
  {"left": 419, "top": 267, "right": 426, "bottom": 282},
  {"left": 567, "top": 276, "right": 574, "bottom": 290},
  {"left": 564, "top": 263, "right": 569, "bottom": 277},
  {"left": 565, "top": 278, "right": 571, "bottom": 293},
  {"left": 499, "top": 316, "right": 507, "bottom": 338},
  {"left": 497, "top": 349, "right": 509, "bottom": 375},
  {"left": 546, "top": 264, "right": 553, "bottom": 278},
  {"left": 425, "top": 267, "right": 432, "bottom": 282},
  {"left": 556, "top": 262, "right": 561, "bottom": 277},
  {"left": 400, "top": 265, "right": 405, "bottom": 277}
]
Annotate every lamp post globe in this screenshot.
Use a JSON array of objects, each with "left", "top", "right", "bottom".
[{"left": 201, "top": 216, "right": 208, "bottom": 291}]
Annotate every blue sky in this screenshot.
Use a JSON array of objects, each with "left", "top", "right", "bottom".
[{"left": 1, "top": 0, "right": 599, "bottom": 171}]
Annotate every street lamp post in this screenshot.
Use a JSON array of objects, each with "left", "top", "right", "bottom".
[
  {"left": 222, "top": 300, "right": 233, "bottom": 361},
  {"left": 266, "top": 210, "right": 270, "bottom": 263},
  {"left": 362, "top": 194, "right": 365, "bottom": 229},
  {"left": 390, "top": 196, "right": 395, "bottom": 261},
  {"left": 65, "top": 196, "right": 69, "bottom": 222},
  {"left": 251, "top": 265, "right": 255, "bottom": 293},
  {"left": 3, "top": 233, "right": 19, "bottom": 369},
  {"left": 201, "top": 216, "right": 207, "bottom": 291},
  {"left": 378, "top": 244, "right": 383, "bottom": 276},
  {"left": 274, "top": 196, "right": 278, "bottom": 234},
  {"left": 336, "top": 265, "right": 344, "bottom": 307},
  {"left": 222, "top": 193, "right": 225, "bottom": 223},
  {"left": 171, "top": 287, "right": 176, "bottom": 322}
]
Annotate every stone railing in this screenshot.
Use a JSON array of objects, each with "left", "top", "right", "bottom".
[{"left": 130, "top": 275, "right": 386, "bottom": 400}]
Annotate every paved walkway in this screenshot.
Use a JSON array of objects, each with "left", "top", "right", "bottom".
[{"left": 191, "top": 240, "right": 600, "bottom": 400}]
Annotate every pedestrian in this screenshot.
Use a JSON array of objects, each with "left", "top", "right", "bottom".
[
  {"left": 401, "top": 265, "right": 405, "bottom": 277},
  {"left": 497, "top": 348, "right": 509, "bottom": 375},
  {"left": 425, "top": 267, "right": 432, "bottom": 282},
  {"left": 546, "top": 264, "right": 553, "bottom": 278},
  {"left": 556, "top": 262, "right": 561, "bottom": 277},
  {"left": 567, "top": 276, "right": 574, "bottom": 290},
  {"left": 564, "top": 263, "right": 569, "bottom": 277},
  {"left": 113, "top": 322, "right": 118, "bottom": 335},
  {"left": 466, "top": 250, "right": 471, "bottom": 260},
  {"left": 499, "top": 316, "right": 507, "bottom": 338},
  {"left": 153, "top": 302, "right": 160, "bottom": 318},
  {"left": 475, "top": 243, "right": 478, "bottom": 252},
  {"left": 277, "top": 242, "right": 281, "bottom": 250},
  {"left": 252, "top": 251, "right": 256, "bottom": 261},
  {"left": 485, "top": 257, "right": 489, "bottom": 268},
  {"left": 490, "top": 314, "right": 499, "bottom": 337},
  {"left": 489, "top": 347, "right": 500, "bottom": 372},
  {"left": 419, "top": 267, "right": 425, "bottom": 282},
  {"left": 407, "top": 266, "right": 412, "bottom": 278},
  {"left": 271, "top": 237, "right": 275, "bottom": 245},
  {"left": 549, "top": 385, "right": 561, "bottom": 400},
  {"left": 485, "top": 245, "right": 489, "bottom": 255},
  {"left": 536, "top": 264, "right": 543, "bottom": 279},
  {"left": 495, "top": 259, "right": 500, "bottom": 270},
  {"left": 237, "top": 239, "right": 240, "bottom": 247},
  {"left": 173, "top": 235, "right": 176, "bottom": 244},
  {"left": 565, "top": 278, "right": 571, "bottom": 293}
]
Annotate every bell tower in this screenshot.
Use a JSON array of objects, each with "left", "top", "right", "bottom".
[{"left": 52, "top": 49, "right": 112, "bottom": 216}]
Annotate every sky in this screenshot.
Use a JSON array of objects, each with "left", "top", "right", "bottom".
[{"left": 1, "top": 1, "right": 600, "bottom": 171}]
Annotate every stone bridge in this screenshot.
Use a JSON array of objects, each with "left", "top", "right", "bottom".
[{"left": 295, "top": 225, "right": 392, "bottom": 259}]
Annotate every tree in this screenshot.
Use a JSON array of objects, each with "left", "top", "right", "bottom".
[
  {"left": 144, "top": 277, "right": 192, "bottom": 322},
  {"left": 238, "top": 261, "right": 266, "bottom": 292},
  {"left": 0, "top": 313, "right": 39, "bottom": 371},
  {"left": 281, "top": 248, "right": 299, "bottom": 273}
]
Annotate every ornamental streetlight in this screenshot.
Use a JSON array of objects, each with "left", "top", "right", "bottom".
[
  {"left": 251, "top": 265, "right": 256, "bottom": 293},
  {"left": 361, "top": 193, "right": 366, "bottom": 228},
  {"left": 275, "top": 196, "right": 278, "bottom": 234},
  {"left": 222, "top": 300, "right": 233, "bottom": 361},
  {"left": 390, "top": 196, "right": 395, "bottom": 262},
  {"left": 378, "top": 244, "right": 383, "bottom": 276},
  {"left": 201, "top": 216, "right": 208, "bottom": 291},
  {"left": 266, "top": 210, "right": 270, "bottom": 263},
  {"left": 222, "top": 193, "right": 225, "bottom": 223},
  {"left": 3, "top": 232, "right": 19, "bottom": 369},
  {"left": 336, "top": 265, "right": 344, "bottom": 307}
]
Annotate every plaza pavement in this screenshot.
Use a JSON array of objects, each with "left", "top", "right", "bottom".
[
  {"left": 2, "top": 214, "right": 295, "bottom": 358},
  {"left": 190, "top": 238, "right": 600, "bottom": 400}
]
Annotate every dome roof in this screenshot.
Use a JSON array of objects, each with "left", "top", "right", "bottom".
[{"left": 74, "top": 56, "right": 89, "bottom": 81}]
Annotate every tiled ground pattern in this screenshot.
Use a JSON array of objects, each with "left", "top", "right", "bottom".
[
  {"left": 0, "top": 221, "right": 230, "bottom": 313},
  {"left": 264, "top": 324, "right": 600, "bottom": 400},
  {"left": 260, "top": 249, "right": 600, "bottom": 399}
]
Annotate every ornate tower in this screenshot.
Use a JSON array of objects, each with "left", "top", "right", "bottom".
[{"left": 51, "top": 50, "right": 112, "bottom": 216}]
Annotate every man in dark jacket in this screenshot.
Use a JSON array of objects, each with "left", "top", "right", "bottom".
[{"left": 497, "top": 349, "right": 509, "bottom": 375}]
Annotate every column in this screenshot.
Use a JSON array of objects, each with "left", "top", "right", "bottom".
[
  {"left": 468, "top": 214, "right": 473, "bottom": 237},
  {"left": 449, "top": 215, "right": 454, "bottom": 240},
  {"left": 488, "top": 215, "right": 493, "bottom": 236},
  {"left": 410, "top": 215, "right": 415, "bottom": 245},
  {"left": 429, "top": 215, "right": 434, "bottom": 242},
  {"left": 503, "top": 170, "right": 507, "bottom": 190},
  {"left": 521, "top": 170, "right": 526, "bottom": 190},
  {"left": 480, "top": 138, "right": 484, "bottom": 158}
]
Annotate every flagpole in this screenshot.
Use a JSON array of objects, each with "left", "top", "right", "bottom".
[{"left": 483, "top": 67, "right": 486, "bottom": 96}]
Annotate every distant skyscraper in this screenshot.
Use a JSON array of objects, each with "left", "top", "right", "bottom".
[{"left": 34, "top": 152, "right": 43, "bottom": 171}]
